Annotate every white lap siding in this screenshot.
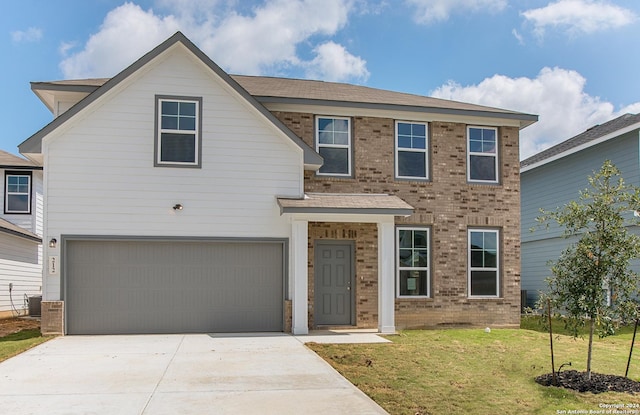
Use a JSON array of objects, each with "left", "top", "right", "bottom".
[{"left": 42, "top": 45, "right": 304, "bottom": 301}]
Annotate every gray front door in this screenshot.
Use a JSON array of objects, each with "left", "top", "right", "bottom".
[{"left": 314, "top": 242, "right": 354, "bottom": 326}]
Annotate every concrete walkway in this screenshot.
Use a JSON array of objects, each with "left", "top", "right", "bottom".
[{"left": 0, "top": 333, "right": 389, "bottom": 414}]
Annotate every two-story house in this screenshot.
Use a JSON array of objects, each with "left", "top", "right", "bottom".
[
  {"left": 521, "top": 113, "right": 640, "bottom": 308},
  {"left": 0, "top": 150, "right": 43, "bottom": 318},
  {"left": 18, "top": 32, "right": 537, "bottom": 335}
]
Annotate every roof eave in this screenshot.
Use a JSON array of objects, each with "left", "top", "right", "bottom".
[
  {"left": 255, "top": 96, "right": 538, "bottom": 129},
  {"left": 521, "top": 121, "right": 640, "bottom": 173},
  {"left": 279, "top": 206, "right": 414, "bottom": 216}
]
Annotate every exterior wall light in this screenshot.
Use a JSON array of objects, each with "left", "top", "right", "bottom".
[
  {"left": 173, "top": 204, "right": 183, "bottom": 211},
  {"left": 49, "top": 238, "right": 57, "bottom": 248}
]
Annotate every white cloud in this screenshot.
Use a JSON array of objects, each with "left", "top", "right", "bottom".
[
  {"left": 512, "top": 28, "right": 524, "bottom": 45},
  {"left": 522, "top": 0, "right": 636, "bottom": 37},
  {"left": 430, "top": 67, "right": 640, "bottom": 160},
  {"left": 406, "top": 0, "right": 507, "bottom": 24},
  {"left": 305, "top": 41, "right": 369, "bottom": 82},
  {"left": 59, "top": 0, "right": 368, "bottom": 83},
  {"left": 59, "top": 3, "right": 179, "bottom": 78},
  {"left": 11, "top": 27, "right": 43, "bottom": 43}
]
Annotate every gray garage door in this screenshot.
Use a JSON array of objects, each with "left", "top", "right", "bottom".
[{"left": 65, "top": 239, "right": 284, "bottom": 334}]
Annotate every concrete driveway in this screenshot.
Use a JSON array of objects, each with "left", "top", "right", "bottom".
[{"left": 0, "top": 333, "right": 389, "bottom": 414}]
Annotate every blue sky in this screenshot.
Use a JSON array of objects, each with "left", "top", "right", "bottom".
[{"left": 2, "top": 0, "right": 639, "bottom": 160}]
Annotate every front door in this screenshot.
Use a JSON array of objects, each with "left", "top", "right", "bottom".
[{"left": 314, "top": 242, "right": 354, "bottom": 326}]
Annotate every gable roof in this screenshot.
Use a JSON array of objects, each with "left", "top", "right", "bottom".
[
  {"left": 28, "top": 75, "right": 538, "bottom": 130},
  {"left": 19, "top": 31, "right": 323, "bottom": 169},
  {"left": 0, "top": 149, "right": 41, "bottom": 169},
  {"left": 521, "top": 113, "right": 640, "bottom": 172}
]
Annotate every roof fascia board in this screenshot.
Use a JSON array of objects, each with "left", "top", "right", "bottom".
[
  {"left": 30, "top": 82, "right": 101, "bottom": 94},
  {"left": 256, "top": 96, "right": 538, "bottom": 129},
  {"left": 521, "top": 122, "right": 640, "bottom": 173},
  {"left": 0, "top": 165, "right": 42, "bottom": 170}
]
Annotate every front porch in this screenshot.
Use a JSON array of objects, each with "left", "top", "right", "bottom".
[{"left": 278, "top": 193, "right": 414, "bottom": 335}]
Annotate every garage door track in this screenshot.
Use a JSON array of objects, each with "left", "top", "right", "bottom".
[{"left": 0, "top": 333, "right": 388, "bottom": 414}]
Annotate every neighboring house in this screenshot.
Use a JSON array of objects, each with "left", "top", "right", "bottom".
[
  {"left": 521, "top": 113, "right": 640, "bottom": 308},
  {"left": 0, "top": 150, "right": 43, "bottom": 318},
  {"left": 18, "top": 32, "right": 537, "bottom": 335}
]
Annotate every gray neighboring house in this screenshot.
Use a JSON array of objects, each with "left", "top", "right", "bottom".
[{"left": 520, "top": 113, "right": 640, "bottom": 308}]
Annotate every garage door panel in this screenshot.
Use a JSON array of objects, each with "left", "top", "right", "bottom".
[{"left": 65, "top": 240, "right": 284, "bottom": 334}]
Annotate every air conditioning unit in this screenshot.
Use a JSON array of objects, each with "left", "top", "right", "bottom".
[{"left": 28, "top": 295, "right": 42, "bottom": 317}]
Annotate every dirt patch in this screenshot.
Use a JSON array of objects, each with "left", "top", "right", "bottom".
[
  {"left": 536, "top": 370, "right": 640, "bottom": 394},
  {"left": 0, "top": 318, "right": 40, "bottom": 337}
]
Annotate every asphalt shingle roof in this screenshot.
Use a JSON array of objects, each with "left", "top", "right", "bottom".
[
  {"left": 0, "top": 149, "right": 39, "bottom": 168},
  {"left": 277, "top": 193, "right": 414, "bottom": 215},
  {"left": 521, "top": 113, "right": 640, "bottom": 169}
]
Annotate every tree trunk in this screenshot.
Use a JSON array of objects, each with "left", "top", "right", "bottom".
[{"left": 587, "top": 317, "right": 595, "bottom": 380}]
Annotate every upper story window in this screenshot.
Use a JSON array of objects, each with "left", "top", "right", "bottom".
[
  {"left": 316, "top": 116, "right": 351, "bottom": 176},
  {"left": 5, "top": 172, "right": 31, "bottom": 214},
  {"left": 397, "top": 227, "right": 430, "bottom": 297},
  {"left": 468, "top": 229, "right": 500, "bottom": 298},
  {"left": 155, "top": 96, "right": 202, "bottom": 167},
  {"left": 467, "top": 126, "right": 498, "bottom": 183},
  {"left": 396, "top": 121, "right": 428, "bottom": 180}
]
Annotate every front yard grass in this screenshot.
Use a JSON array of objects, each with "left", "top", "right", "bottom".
[
  {"left": 308, "top": 319, "right": 640, "bottom": 415},
  {"left": 0, "top": 328, "right": 49, "bottom": 363}
]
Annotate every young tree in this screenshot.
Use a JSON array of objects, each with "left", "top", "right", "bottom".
[{"left": 536, "top": 160, "right": 640, "bottom": 380}]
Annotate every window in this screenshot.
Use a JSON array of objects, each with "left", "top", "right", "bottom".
[
  {"left": 316, "top": 116, "right": 351, "bottom": 176},
  {"left": 468, "top": 229, "right": 499, "bottom": 297},
  {"left": 155, "top": 96, "right": 202, "bottom": 167},
  {"left": 397, "top": 227, "right": 430, "bottom": 297},
  {"left": 5, "top": 172, "right": 31, "bottom": 214},
  {"left": 396, "top": 121, "right": 428, "bottom": 179},
  {"left": 467, "top": 126, "right": 498, "bottom": 183}
]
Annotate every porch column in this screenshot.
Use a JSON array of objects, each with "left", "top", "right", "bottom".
[
  {"left": 378, "top": 220, "right": 396, "bottom": 333},
  {"left": 291, "top": 219, "right": 309, "bottom": 335}
]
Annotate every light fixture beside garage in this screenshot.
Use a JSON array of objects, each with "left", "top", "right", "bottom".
[
  {"left": 173, "top": 203, "right": 183, "bottom": 211},
  {"left": 49, "top": 238, "right": 57, "bottom": 248}
]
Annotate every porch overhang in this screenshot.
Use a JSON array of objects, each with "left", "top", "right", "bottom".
[{"left": 277, "top": 193, "right": 414, "bottom": 218}]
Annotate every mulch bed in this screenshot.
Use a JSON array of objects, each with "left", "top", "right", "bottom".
[{"left": 536, "top": 370, "right": 640, "bottom": 394}]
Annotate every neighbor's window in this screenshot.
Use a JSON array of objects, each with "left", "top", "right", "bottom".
[
  {"left": 5, "top": 172, "right": 31, "bottom": 214},
  {"left": 155, "top": 96, "right": 202, "bottom": 167},
  {"left": 396, "top": 121, "right": 428, "bottom": 179},
  {"left": 468, "top": 229, "right": 499, "bottom": 297},
  {"left": 397, "top": 227, "right": 430, "bottom": 297},
  {"left": 467, "top": 126, "right": 498, "bottom": 183},
  {"left": 316, "top": 116, "right": 351, "bottom": 176}
]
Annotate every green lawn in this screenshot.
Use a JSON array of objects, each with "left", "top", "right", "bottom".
[
  {"left": 308, "top": 319, "right": 640, "bottom": 415},
  {"left": 0, "top": 329, "right": 50, "bottom": 362}
]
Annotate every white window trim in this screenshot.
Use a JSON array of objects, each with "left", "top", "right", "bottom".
[
  {"left": 5, "top": 172, "right": 31, "bottom": 214},
  {"left": 467, "top": 126, "right": 499, "bottom": 184},
  {"left": 468, "top": 228, "right": 500, "bottom": 298},
  {"left": 315, "top": 116, "right": 352, "bottom": 177},
  {"left": 396, "top": 226, "right": 430, "bottom": 298},
  {"left": 155, "top": 96, "right": 201, "bottom": 167},
  {"left": 395, "top": 121, "right": 429, "bottom": 180}
]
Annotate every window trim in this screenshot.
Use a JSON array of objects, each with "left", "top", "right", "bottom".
[
  {"left": 396, "top": 226, "right": 431, "bottom": 298},
  {"left": 467, "top": 228, "right": 500, "bottom": 298},
  {"left": 154, "top": 95, "right": 203, "bottom": 168},
  {"left": 395, "top": 121, "right": 429, "bottom": 181},
  {"left": 467, "top": 126, "right": 499, "bottom": 184},
  {"left": 4, "top": 171, "right": 32, "bottom": 214},
  {"left": 315, "top": 116, "right": 352, "bottom": 177}
]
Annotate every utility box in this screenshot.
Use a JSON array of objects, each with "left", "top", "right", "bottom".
[{"left": 29, "top": 295, "right": 42, "bottom": 317}]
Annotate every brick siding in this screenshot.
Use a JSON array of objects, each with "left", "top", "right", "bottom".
[{"left": 274, "top": 111, "right": 521, "bottom": 329}]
